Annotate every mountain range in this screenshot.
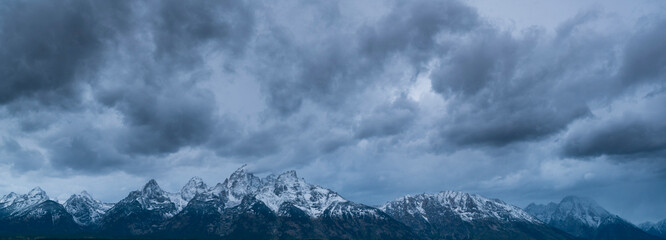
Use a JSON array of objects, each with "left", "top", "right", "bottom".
[
  {"left": 525, "top": 196, "right": 662, "bottom": 240},
  {"left": 380, "top": 191, "right": 575, "bottom": 240},
  {"left": 0, "top": 166, "right": 662, "bottom": 240},
  {"left": 639, "top": 219, "right": 666, "bottom": 239}
]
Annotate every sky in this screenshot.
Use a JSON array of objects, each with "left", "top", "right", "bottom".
[{"left": 0, "top": 0, "right": 665, "bottom": 224}]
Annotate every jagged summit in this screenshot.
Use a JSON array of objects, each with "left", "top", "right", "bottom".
[
  {"left": 559, "top": 195, "right": 611, "bottom": 218},
  {"left": 67, "top": 191, "right": 91, "bottom": 202},
  {"left": 79, "top": 190, "right": 92, "bottom": 198},
  {"left": 264, "top": 173, "right": 278, "bottom": 182},
  {"left": 237, "top": 163, "right": 248, "bottom": 170},
  {"left": 0, "top": 192, "right": 19, "bottom": 205},
  {"left": 180, "top": 176, "right": 208, "bottom": 202},
  {"left": 279, "top": 170, "right": 298, "bottom": 179},
  {"left": 562, "top": 195, "right": 593, "bottom": 202},
  {"left": 218, "top": 165, "right": 262, "bottom": 208},
  {"left": 28, "top": 187, "right": 47, "bottom": 197},
  {"left": 226, "top": 164, "right": 250, "bottom": 179},
  {"left": 184, "top": 176, "right": 205, "bottom": 185},
  {"left": 256, "top": 169, "right": 348, "bottom": 217},
  {"left": 142, "top": 179, "right": 163, "bottom": 193},
  {"left": 64, "top": 191, "right": 112, "bottom": 226},
  {"left": 526, "top": 195, "right": 613, "bottom": 228},
  {"left": 557, "top": 195, "right": 612, "bottom": 227},
  {"left": 198, "top": 166, "right": 351, "bottom": 217}
]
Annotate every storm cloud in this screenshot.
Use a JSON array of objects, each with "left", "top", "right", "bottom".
[
  {"left": 0, "top": 0, "right": 665, "bottom": 224},
  {"left": 562, "top": 90, "right": 666, "bottom": 158},
  {"left": 0, "top": 0, "right": 128, "bottom": 108}
]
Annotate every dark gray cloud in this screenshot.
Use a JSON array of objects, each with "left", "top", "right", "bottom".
[
  {"left": 213, "top": 125, "right": 287, "bottom": 158},
  {"left": 427, "top": 10, "right": 647, "bottom": 148},
  {"left": 431, "top": 27, "right": 525, "bottom": 96},
  {"left": 46, "top": 129, "right": 128, "bottom": 174},
  {"left": 107, "top": 87, "right": 217, "bottom": 155},
  {"left": 618, "top": 18, "right": 666, "bottom": 84},
  {"left": 254, "top": 32, "right": 373, "bottom": 116},
  {"left": 356, "top": 95, "right": 418, "bottom": 139},
  {"left": 429, "top": 27, "right": 592, "bottom": 148},
  {"left": 255, "top": 0, "right": 479, "bottom": 116},
  {"left": 0, "top": 138, "right": 44, "bottom": 172},
  {"left": 359, "top": 0, "right": 479, "bottom": 65},
  {"left": 562, "top": 92, "right": 666, "bottom": 158},
  {"left": 559, "top": 16, "right": 666, "bottom": 159},
  {"left": 0, "top": 0, "right": 129, "bottom": 108},
  {"left": 151, "top": 0, "right": 253, "bottom": 60},
  {"left": 92, "top": 0, "right": 254, "bottom": 156},
  {"left": 318, "top": 134, "right": 353, "bottom": 154},
  {"left": 0, "top": 0, "right": 256, "bottom": 172},
  {"left": 555, "top": 10, "right": 600, "bottom": 41},
  {"left": 564, "top": 119, "right": 666, "bottom": 158}
]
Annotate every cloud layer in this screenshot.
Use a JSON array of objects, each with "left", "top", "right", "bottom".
[{"left": 0, "top": 0, "right": 664, "bottom": 223}]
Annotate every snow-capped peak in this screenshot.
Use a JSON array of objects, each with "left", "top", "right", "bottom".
[
  {"left": 278, "top": 170, "right": 298, "bottom": 180},
  {"left": 64, "top": 191, "right": 113, "bottom": 226},
  {"left": 122, "top": 179, "right": 180, "bottom": 217},
  {"left": 0, "top": 192, "right": 19, "bottom": 206},
  {"left": 525, "top": 195, "right": 616, "bottom": 228},
  {"left": 193, "top": 166, "right": 352, "bottom": 218},
  {"left": 264, "top": 173, "right": 277, "bottom": 182},
  {"left": 221, "top": 166, "right": 263, "bottom": 208},
  {"left": 23, "top": 187, "right": 49, "bottom": 204},
  {"left": 180, "top": 176, "right": 208, "bottom": 202},
  {"left": 255, "top": 170, "right": 348, "bottom": 217},
  {"left": 79, "top": 190, "right": 93, "bottom": 199},
  {"left": 381, "top": 191, "right": 539, "bottom": 223},
  {"left": 559, "top": 196, "right": 611, "bottom": 218},
  {"left": 124, "top": 178, "right": 211, "bottom": 217},
  {"left": 639, "top": 218, "right": 666, "bottom": 238},
  {"left": 142, "top": 179, "right": 163, "bottom": 195},
  {"left": 0, "top": 187, "right": 50, "bottom": 216},
  {"left": 27, "top": 187, "right": 48, "bottom": 199}
]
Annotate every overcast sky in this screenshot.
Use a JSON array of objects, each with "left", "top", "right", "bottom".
[{"left": 1, "top": 0, "right": 665, "bottom": 224}]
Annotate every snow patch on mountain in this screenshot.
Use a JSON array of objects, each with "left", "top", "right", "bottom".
[
  {"left": 525, "top": 196, "right": 614, "bottom": 227},
  {"left": 180, "top": 176, "right": 208, "bottom": 202},
  {"left": 198, "top": 166, "right": 353, "bottom": 218},
  {"left": 326, "top": 202, "right": 382, "bottom": 218},
  {"left": 639, "top": 218, "right": 666, "bottom": 238},
  {"left": 0, "top": 187, "right": 50, "bottom": 216},
  {"left": 381, "top": 191, "right": 539, "bottom": 223},
  {"left": 220, "top": 165, "right": 263, "bottom": 208},
  {"left": 255, "top": 170, "right": 348, "bottom": 217},
  {"left": 64, "top": 191, "right": 113, "bottom": 226}
]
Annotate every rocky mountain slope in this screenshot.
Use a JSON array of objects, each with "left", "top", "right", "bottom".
[
  {"left": 0, "top": 187, "right": 80, "bottom": 236},
  {"left": 639, "top": 219, "right": 666, "bottom": 239},
  {"left": 64, "top": 191, "right": 113, "bottom": 227},
  {"left": 381, "top": 191, "right": 576, "bottom": 240}
]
